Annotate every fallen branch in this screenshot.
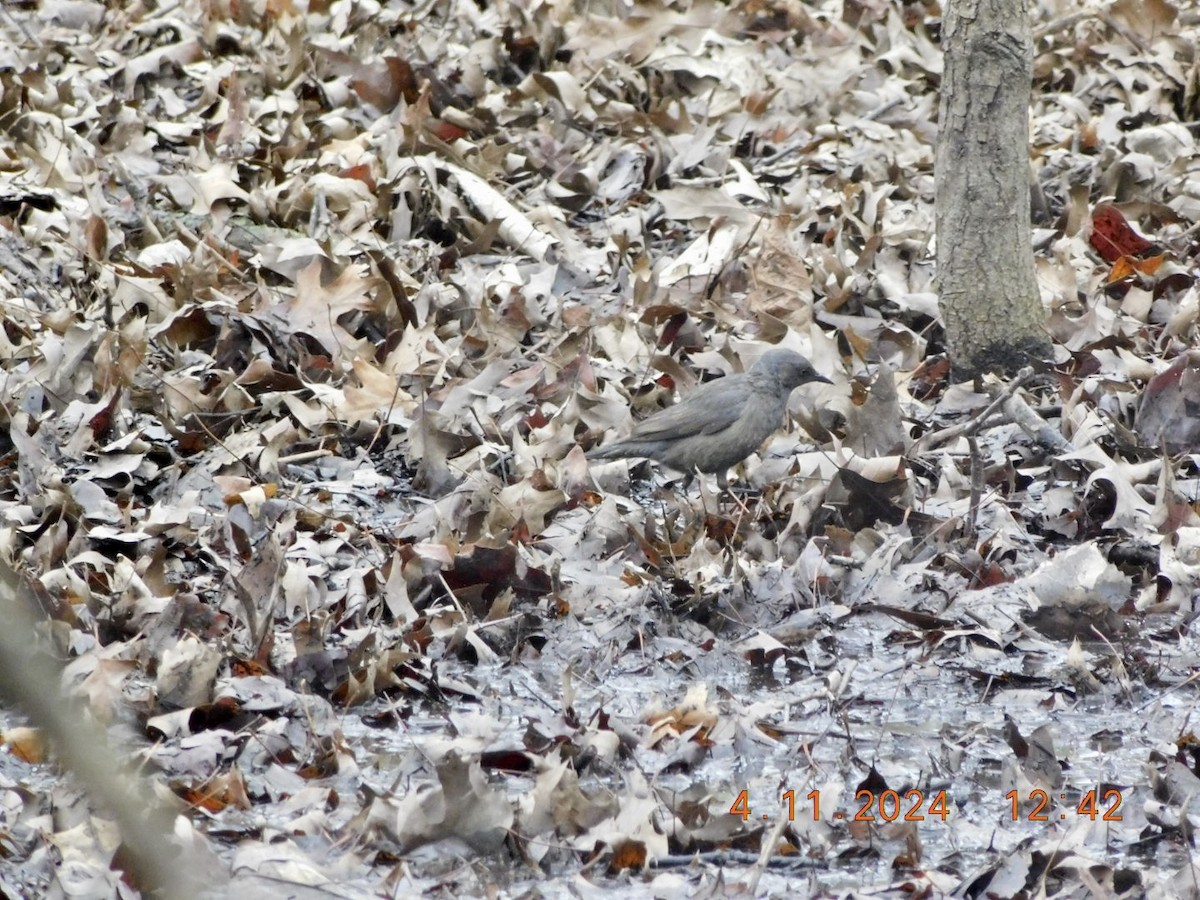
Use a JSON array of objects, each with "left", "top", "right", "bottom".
[
  {"left": 0, "top": 567, "right": 208, "bottom": 898},
  {"left": 994, "top": 380, "right": 1074, "bottom": 453},
  {"left": 912, "top": 367, "right": 1037, "bottom": 455}
]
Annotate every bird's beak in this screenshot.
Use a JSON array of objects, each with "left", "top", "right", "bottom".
[{"left": 812, "top": 374, "right": 833, "bottom": 385}]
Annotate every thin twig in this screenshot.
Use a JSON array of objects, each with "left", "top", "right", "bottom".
[
  {"left": 967, "top": 435, "right": 983, "bottom": 532},
  {"left": 746, "top": 813, "right": 791, "bottom": 894}
]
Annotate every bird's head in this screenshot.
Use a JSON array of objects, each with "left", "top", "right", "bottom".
[{"left": 752, "top": 349, "right": 832, "bottom": 391}]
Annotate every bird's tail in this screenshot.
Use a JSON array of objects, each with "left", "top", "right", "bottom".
[{"left": 586, "top": 442, "right": 632, "bottom": 462}]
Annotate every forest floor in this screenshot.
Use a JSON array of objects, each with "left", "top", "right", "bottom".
[{"left": 0, "top": 0, "right": 1198, "bottom": 896}]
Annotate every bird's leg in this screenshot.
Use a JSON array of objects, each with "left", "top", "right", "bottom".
[
  {"left": 666, "top": 470, "right": 698, "bottom": 518},
  {"left": 713, "top": 469, "right": 731, "bottom": 516},
  {"left": 697, "top": 468, "right": 718, "bottom": 519}
]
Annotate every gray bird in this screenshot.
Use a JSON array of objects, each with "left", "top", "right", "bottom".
[{"left": 587, "top": 349, "right": 831, "bottom": 485}]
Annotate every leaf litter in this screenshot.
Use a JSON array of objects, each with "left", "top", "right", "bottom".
[{"left": 0, "top": 0, "right": 1198, "bottom": 896}]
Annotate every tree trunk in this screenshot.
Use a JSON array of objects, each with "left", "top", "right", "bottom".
[{"left": 935, "top": 0, "right": 1050, "bottom": 378}]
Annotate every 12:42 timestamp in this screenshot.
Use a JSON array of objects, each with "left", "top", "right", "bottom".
[{"left": 1006, "top": 788, "right": 1123, "bottom": 821}]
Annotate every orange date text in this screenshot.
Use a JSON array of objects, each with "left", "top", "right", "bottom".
[{"left": 728, "top": 789, "right": 951, "bottom": 823}]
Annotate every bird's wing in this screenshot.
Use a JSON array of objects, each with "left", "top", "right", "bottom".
[{"left": 627, "top": 378, "right": 746, "bottom": 440}]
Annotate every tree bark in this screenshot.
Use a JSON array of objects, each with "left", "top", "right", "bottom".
[{"left": 936, "top": 0, "right": 1050, "bottom": 378}]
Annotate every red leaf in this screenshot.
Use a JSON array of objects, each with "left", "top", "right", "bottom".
[{"left": 1089, "top": 204, "right": 1153, "bottom": 263}]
